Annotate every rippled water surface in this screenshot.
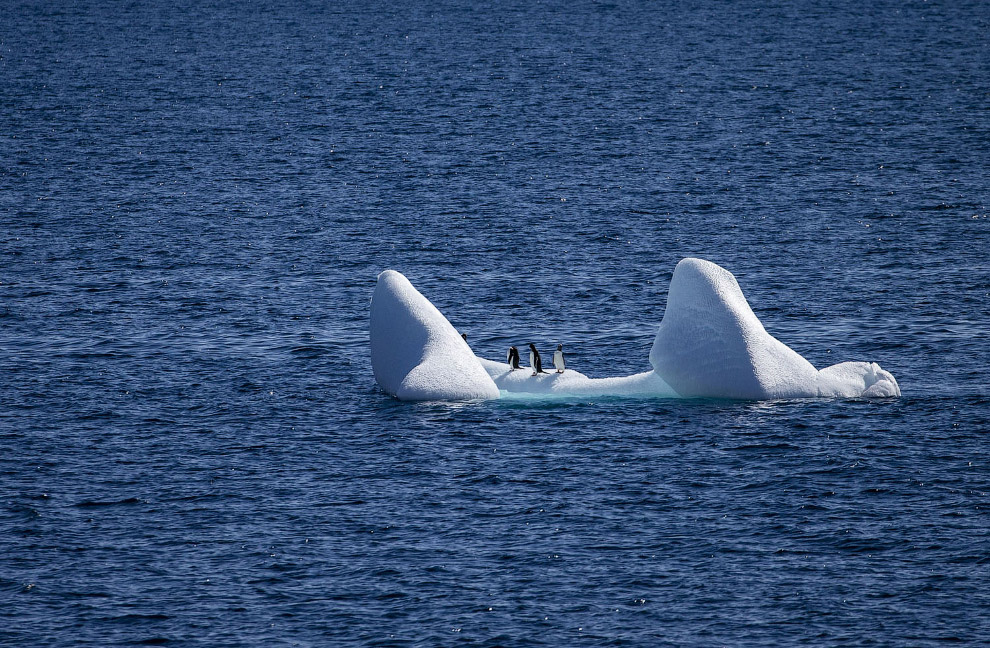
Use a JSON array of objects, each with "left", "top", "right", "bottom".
[{"left": 2, "top": 0, "right": 989, "bottom": 645}]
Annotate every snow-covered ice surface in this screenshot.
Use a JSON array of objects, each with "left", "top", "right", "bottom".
[
  {"left": 369, "top": 270, "right": 499, "bottom": 401},
  {"left": 478, "top": 358, "right": 678, "bottom": 399},
  {"left": 371, "top": 261, "right": 899, "bottom": 401},
  {"left": 817, "top": 361, "right": 901, "bottom": 398}
]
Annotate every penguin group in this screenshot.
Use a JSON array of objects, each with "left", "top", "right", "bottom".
[{"left": 507, "top": 343, "right": 566, "bottom": 376}]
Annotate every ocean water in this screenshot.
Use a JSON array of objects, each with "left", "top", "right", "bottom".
[{"left": 2, "top": 0, "right": 989, "bottom": 645}]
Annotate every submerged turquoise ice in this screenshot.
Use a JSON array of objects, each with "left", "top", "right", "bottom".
[{"left": 371, "top": 259, "right": 900, "bottom": 401}]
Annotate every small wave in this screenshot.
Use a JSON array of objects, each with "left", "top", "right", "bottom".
[{"left": 74, "top": 497, "right": 145, "bottom": 508}]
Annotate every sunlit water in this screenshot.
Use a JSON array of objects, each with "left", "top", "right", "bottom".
[{"left": 2, "top": 0, "right": 988, "bottom": 645}]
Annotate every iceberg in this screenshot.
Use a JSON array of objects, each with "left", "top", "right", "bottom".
[
  {"left": 369, "top": 260, "right": 899, "bottom": 401},
  {"left": 370, "top": 270, "right": 499, "bottom": 401},
  {"left": 649, "top": 258, "right": 899, "bottom": 399}
]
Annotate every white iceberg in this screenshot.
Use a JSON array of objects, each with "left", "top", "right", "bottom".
[
  {"left": 650, "top": 258, "right": 899, "bottom": 399},
  {"left": 369, "top": 270, "right": 499, "bottom": 401},
  {"left": 369, "top": 260, "right": 899, "bottom": 402}
]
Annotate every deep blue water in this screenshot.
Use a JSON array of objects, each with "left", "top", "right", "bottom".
[{"left": 2, "top": 0, "right": 989, "bottom": 645}]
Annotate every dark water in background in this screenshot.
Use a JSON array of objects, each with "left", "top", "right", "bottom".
[{"left": 2, "top": 0, "right": 989, "bottom": 645}]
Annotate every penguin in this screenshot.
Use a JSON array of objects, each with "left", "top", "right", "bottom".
[
  {"left": 528, "top": 343, "right": 546, "bottom": 376},
  {"left": 553, "top": 344, "right": 565, "bottom": 373},
  {"left": 507, "top": 346, "right": 521, "bottom": 370},
  {"left": 461, "top": 333, "right": 467, "bottom": 342}
]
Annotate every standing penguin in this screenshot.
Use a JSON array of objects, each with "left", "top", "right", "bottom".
[
  {"left": 528, "top": 343, "right": 546, "bottom": 376},
  {"left": 507, "top": 346, "right": 521, "bottom": 370},
  {"left": 553, "top": 344, "right": 565, "bottom": 373}
]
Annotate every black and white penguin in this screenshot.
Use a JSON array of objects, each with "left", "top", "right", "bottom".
[
  {"left": 507, "top": 346, "right": 521, "bottom": 370},
  {"left": 553, "top": 344, "right": 565, "bottom": 373},
  {"left": 528, "top": 343, "right": 546, "bottom": 376}
]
